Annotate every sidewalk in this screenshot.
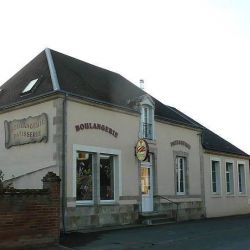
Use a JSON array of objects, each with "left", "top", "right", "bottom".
[
  {"left": 59, "top": 215, "right": 250, "bottom": 250},
  {"left": 37, "top": 245, "right": 74, "bottom": 250}
]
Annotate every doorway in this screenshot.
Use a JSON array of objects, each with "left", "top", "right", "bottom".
[{"left": 141, "top": 157, "right": 153, "bottom": 212}]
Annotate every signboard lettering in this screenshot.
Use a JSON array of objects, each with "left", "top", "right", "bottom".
[
  {"left": 4, "top": 113, "right": 48, "bottom": 148},
  {"left": 170, "top": 140, "right": 191, "bottom": 149},
  {"left": 75, "top": 122, "right": 118, "bottom": 138}
]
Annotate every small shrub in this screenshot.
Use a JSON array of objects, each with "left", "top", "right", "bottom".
[
  {"left": 0, "top": 170, "right": 13, "bottom": 190},
  {"left": 0, "top": 170, "right": 3, "bottom": 190}
]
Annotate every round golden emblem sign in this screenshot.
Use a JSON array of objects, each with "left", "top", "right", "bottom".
[{"left": 135, "top": 139, "right": 149, "bottom": 161}]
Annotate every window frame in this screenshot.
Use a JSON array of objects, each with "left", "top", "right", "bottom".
[
  {"left": 210, "top": 158, "right": 221, "bottom": 195},
  {"left": 73, "top": 145, "right": 121, "bottom": 206},
  {"left": 225, "top": 161, "right": 234, "bottom": 195},
  {"left": 139, "top": 96, "right": 155, "bottom": 140},
  {"left": 20, "top": 76, "right": 43, "bottom": 96},
  {"left": 141, "top": 104, "right": 153, "bottom": 140},
  {"left": 176, "top": 156, "right": 186, "bottom": 195},
  {"left": 237, "top": 161, "right": 246, "bottom": 195}
]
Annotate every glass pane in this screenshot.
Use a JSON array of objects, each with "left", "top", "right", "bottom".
[
  {"left": 211, "top": 162, "right": 217, "bottom": 192},
  {"left": 22, "top": 78, "right": 38, "bottom": 93},
  {"left": 144, "top": 107, "right": 148, "bottom": 123},
  {"left": 239, "top": 177, "right": 242, "bottom": 192},
  {"left": 100, "top": 155, "right": 114, "bottom": 200},
  {"left": 177, "top": 157, "right": 185, "bottom": 194},
  {"left": 141, "top": 167, "right": 150, "bottom": 195},
  {"left": 180, "top": 165, "right": 184, "bottom": 192},
  {"left": 212, "top": 182, "right": 217, "bottom": 193},
  {"left": 226, "top": 162, "right": 233, "bottom": 193},
  {"left": 226, "top": 172, "right": 230, "bottom": 192},
  {"left": 176, "top": 170, "right": 179, "bottom": 192},
  {"left": 238, "top": 164, "right": 245, "bottom": 193},
  {"left": 76, "top": 152, "right": 93, "bottom": 201}
]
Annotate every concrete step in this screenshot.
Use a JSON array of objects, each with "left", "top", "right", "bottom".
[
  {"left": 140, "top": 211, "right": 172, "bottom": 218},
  {"left": 139, "top": 212, "right": 176, "bottom": 226},
  {"left": 141, "top": 217, "right": 176, "bottom": 226}
]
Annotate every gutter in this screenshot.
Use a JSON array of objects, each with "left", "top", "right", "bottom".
[
  {"left": 45, "top": 48, "right": 67, "bottom": 233},
  {"left": 203, "top": 149, "right": 250, "bottom": 159},
  {"left": 0, "top": 91, "right": 64, "bottom": 113},
  {"left": 198, "top": 133, "right": 206, "bottom": 218}
]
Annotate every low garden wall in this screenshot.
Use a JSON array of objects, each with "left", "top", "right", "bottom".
[{"left": 0, "top": 172, "right": 61, "bottom": 249}]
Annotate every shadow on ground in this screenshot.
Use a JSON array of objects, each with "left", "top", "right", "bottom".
[{"left": 60, "top": 231, "right": 104, "bottom": 248}]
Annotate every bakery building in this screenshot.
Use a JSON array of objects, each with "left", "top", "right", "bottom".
[{"left": 0, "top": 49, "right": 249, "bottom": 231}]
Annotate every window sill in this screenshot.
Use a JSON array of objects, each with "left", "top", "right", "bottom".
[
  {"left": 76, "top": 201, "right": 119, "bottom": 206},
  {"left": 100, "top": 201, "right": 118, "bottom": 206},
  {"left": 238, "top": 193, "right": 247, "bottom": 197},
  {"left": 210, "top": 194, "right": 222, "bottom": 198},
  {"left": 76, "top": 201, "right": 94, "bottom": 206},
  {"left": 144, "top": 138, "right": 156, "bottom": 145},
  {"left": 176, "top": 193, "right": 186, "bottom": 196},
  {"left": 225, "top": 194, "right": 235, "bottom": 197}
]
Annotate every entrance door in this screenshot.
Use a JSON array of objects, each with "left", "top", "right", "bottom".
[{"left": 141, "top": 162, "right": 153, "bottom": 212}]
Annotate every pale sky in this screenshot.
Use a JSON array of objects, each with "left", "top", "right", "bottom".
[{"left": 0, "top": 0, "right": 250, "bottom": 153}]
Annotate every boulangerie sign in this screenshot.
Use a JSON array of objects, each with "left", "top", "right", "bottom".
[
  {"left": 75, "top": 122, "right": 118, "bottom": 138},
  {"left": 135, "top": 139, "right": 149, "bottom": 161},
  {"left": 4, "top": 113, "right": 48, "bottom": 148}
]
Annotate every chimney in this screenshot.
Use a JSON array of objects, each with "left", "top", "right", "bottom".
[{"left": 139, "top": 79, "right": 144, "bottom": 90}]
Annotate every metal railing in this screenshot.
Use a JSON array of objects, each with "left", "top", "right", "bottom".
[
  {"left": 143, "top": 123, "right": 153, "bottom": 140},
  {"left": 154, "top": 195, "right": 179, "bottom": 222}
]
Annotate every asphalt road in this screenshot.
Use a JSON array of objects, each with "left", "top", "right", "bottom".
[{"left": 60, "top": 215, "right": 250, "bottom": 250}]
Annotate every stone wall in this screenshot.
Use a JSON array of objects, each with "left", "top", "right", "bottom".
[
  {"left": 65, "top": 204, "right": 139, "bottom": 231},
  {"left": 155, "top": 200, "right": 204, "bottom": 221},
  {"left": 0, "top": 172, "right": 61, "bottom": 250}
]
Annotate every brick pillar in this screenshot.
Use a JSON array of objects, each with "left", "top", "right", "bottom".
[
  {"left": 42, "top": 172, "right": 61, "bottom": 241},
  {"left": 42, "top": 172, "right": 61, "bottom": 197}
]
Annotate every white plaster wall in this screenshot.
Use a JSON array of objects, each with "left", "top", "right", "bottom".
[
  {"left": 204, "top": 153, "right": 250, "bottom": 217},
  {"left": 10, "top": 165, "right": 58, "bottom": 189},
  {"left": 0, "top": 100, "right": 57, "bottom": 186},
  {"left": 66, "top": 100, "right": 202, "bottom": 202},
  {"left": 156, "top": 122, "right": 201, "bottom": 197},
  {"left": 66, "top": 101, "right": 139, "bottom": 199}
]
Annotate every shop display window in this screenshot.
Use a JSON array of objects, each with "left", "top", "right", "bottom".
[
  {"left": 76, "top": 151, "right": 93, "bottom": 201},
  {"left": 100, "top": 155, "right": 114, "bottom": 200},
  {"left": 75, "top": 148, "right": 118, "bottom": 204}
]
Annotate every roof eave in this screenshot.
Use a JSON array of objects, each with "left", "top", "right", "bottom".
[
  {"left": 0, "top": 91, "right": 64, "bottom": 113},
  {"left": 155, "top": 115, "right": 202, "bottom": 131},
  {"left": 203, "top": 148, "right": 250, "bottom": 159}
]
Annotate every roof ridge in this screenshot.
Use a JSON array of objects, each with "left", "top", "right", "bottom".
[{"left": 45, "top": 48, "right": 60, "bottom": 91}]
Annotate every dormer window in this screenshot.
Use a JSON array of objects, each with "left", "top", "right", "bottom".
[
  {"left": 21, "top": 78, "right": 39, "bottom": 94},
  {"left": 142, "top": 105, "right": 153, "bottom": 139},
  {"left": 139, "top": 95, "right": 155, "bottom": 140}
]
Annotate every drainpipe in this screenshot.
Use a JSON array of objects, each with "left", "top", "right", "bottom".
[
  {"left": 45, "top": 48, "right": 66, "bottom": 232},
  {"left": 198, "top": 132, "right": 206, "bottom": 218},
  {"left": 61, "top": 94, "right": 67, "bottom": 234}
]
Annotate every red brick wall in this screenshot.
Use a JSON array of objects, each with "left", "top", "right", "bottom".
[{"left": 0, "top": 172, "right": 61, "bottom": 250}]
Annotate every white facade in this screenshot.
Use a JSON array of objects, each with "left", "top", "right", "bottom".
[
  {"left": 0, "top": 99, "right": 59, "bottom": 188},
  {"left": 0, "top": 94, "right": 249, "bottom": 230},
  {"left": 204, "top": 153, "right": 250, "bottom": 217}
]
